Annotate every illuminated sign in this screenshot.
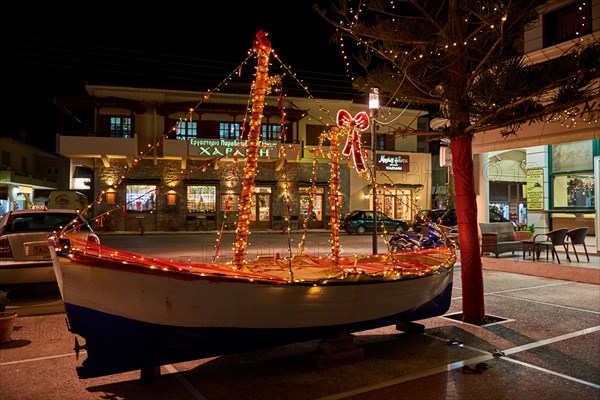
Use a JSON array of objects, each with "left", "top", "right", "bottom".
[
  {"left": 526, "top": 168, "right": 544, "bottom": 210},
  {"left": 188, "top": 139, "right": 279, "bottom": 159},
  {"left": 377, "top": 154, "right": 410, "bottom": 172}
]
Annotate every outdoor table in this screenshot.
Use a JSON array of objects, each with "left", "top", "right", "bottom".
[{"left": 521, "top": 239, "right": 537, "bottom": 261}]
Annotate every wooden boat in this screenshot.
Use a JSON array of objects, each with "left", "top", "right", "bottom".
[
  {"left": 49, "top": 234, "right": 455, "bottom": 378},
  {"left": 47, "top": 31, "right": 457, "bottom": 379}
]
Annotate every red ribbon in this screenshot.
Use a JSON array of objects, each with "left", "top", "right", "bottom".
[{"left": 337, "top": 109, "right": 369, "bottom": 173}]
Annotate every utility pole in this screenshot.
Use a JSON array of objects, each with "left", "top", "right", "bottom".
[{"left": 369, "top": 88, "right": 379, "bottom": 255}]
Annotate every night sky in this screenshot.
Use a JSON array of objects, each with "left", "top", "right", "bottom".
[{"left": 1, "top": 2, "right": 353, "bottom": 152}]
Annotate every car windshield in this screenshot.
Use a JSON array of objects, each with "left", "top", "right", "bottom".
[
  {"left": 4, "top": 213, "right": 90, "bottom": 233},
  {"left": 345, "top": 211, "right": 362, "bottom": 219},
  {"left": 377, "top": 212, "right": 390, "bottom": 220}
]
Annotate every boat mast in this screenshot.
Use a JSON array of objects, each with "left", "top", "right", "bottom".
[
  {"left": 233, "top": 31, "right": 272, "bottom": 269},
  {"left": 328, "top": 127, "right": 341, "bottom": 265}
]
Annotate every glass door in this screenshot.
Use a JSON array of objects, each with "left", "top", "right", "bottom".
[
  {"left": 299, "top": 187, "right": 325, "bottom": 228},
  {"left": 250, "top": 187, "right": 271, "bottom": 230}
]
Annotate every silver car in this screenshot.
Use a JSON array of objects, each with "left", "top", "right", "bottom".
[{"left": 0, "top": 209, "right": 100, "bottom": 284}]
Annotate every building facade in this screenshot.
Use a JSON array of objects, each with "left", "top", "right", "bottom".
[
  {"left": 0, "top": 137, "right": 69, "bottom": 216},
  {"left": 473, "top": 0, "right": 599, "bottom": 249},
  {"left": 53, "top": 85, "right": 430, "bottom": 232}
]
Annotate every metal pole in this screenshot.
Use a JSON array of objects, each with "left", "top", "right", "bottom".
[
  {"left": 369, "top": 88, "right": 379, "bottom": 255},
  {"left": 371, "top": 107, "right": 377, "bottom": 255}
]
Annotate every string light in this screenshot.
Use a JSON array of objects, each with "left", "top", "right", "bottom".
[{"left": 51, "top": 28, "right": 462, "bottom": 282}]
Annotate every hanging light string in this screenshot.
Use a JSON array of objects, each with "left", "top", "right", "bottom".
[{"left": 57, "top": 30, "right": 420, "bottom": 267}]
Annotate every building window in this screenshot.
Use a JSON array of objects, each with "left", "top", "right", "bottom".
[
  {"left": 219, "top": 122, "right": 241, "bottom": 140},
  {"left": 176, "top": 121, "right": 197, "bottom": 140},
  {"left": 125, "top": 185, "right": 156, "bottom": 212},
  {"left": 550, "top": 140, "right": 598, "bottom": 209},
  {"left": 1, "top": 150, "right": 10, "bottom": 167},
  {"left": 187, "top": 185, "right": 216, "bottom": 212},
  {"left": 377, "top": 136, "right": 385, "bottom": 151},
  {"left": 552, "top": 174, "right": 595, "bottom": 208},
  {"left": 21, "top": 156, "right": 27, "bottom": 174},
  {"left": 305, "top": 124, "right": 327, "bottom": 146},
  {"left": 73, "top": 166, "right": 92, "bottom": 190},
  {"left": 544, "top": 1, "right": 591, "bottom": 47},
  {"left": 110, "top": 116, "right": 132, "bottom": 138},
  {"left": 261, "top": 124, "right": 282, "bottom": 141}
]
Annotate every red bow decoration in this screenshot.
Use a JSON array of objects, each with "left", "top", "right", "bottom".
[
  {"left": 253, "top": 30, "right": 271, "bottom": 51},
  {"left": 337, "top": 109, "right": 369, "bottom": 173}
]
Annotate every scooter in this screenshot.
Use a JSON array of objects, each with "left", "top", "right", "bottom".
[
  {"left": 389, "top": 229, "right": 422, "bottom": 252},
  {"left": 389, "top": 223, "right": 445, "bottom": 252}
]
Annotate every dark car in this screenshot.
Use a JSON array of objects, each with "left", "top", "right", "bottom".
[
  {"left": 342, "top": 210, "right": 409, "bottom": 235},
  {"left": 489, "top": 208, "right": 519, "bottom": 230},
  {"left": 412, "top": 209, "right": 457, "bottom": 231},
  {"left": 412, "top": 207, "right": 518, "bottom": 231}
]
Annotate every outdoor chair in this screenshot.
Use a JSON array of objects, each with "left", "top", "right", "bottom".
[
  {"left": 532, "top": 228, "right": 570, "bottom": 264},
  {"left": 204, "top": 214, "right": 217, "bottom": 230},
  {"left": 186, "top": 215, "right": 198, "bottom": 231},
  {"left": 566, "top": 227, "right": 590, "bottom": 262}
]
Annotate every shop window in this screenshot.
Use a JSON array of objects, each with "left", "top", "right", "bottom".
[
  {"left": 553, "top": 174, "right": 595, "bottom": 208},
  {"left": 300, "top": 187, "right": 324, "bottom": 221},
  {"left": 187, "top": 186, "right": 216, "bottom": 212},
  {"left": 550, "top": 140, "right": 597, "bottom": 209},
  {"left": 395, "top": 190, "right": 413, "bottom": 221},
  {"left": 125, "top": 185, "right": 156, "bottom": 212},
  {"left": 551, "top": 140, "right": 593, "bottom": 172}
]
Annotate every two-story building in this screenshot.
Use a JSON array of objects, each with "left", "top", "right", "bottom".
[{"left": 53, "top": 85, "right": 431, "bottom": 232}]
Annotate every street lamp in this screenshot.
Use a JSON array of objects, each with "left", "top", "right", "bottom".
[{"left": 369, "top": 87, "right": 379, "bottom": 255}]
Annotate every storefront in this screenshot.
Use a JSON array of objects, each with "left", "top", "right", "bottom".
[
  {"left": 92, "top": 149, "right": 345, "bottom": 232},
  {"left": 547, "top": 139, "right": 598, "bottom": 234},
  {"left": 0, "top": 173, "right": 58, "bottom": 217},
  {"left": 478, "top": 140, "right": 598, "bottom": 237},
  {"left": 349, "top": 151, "right": 432, "bottom": 223}
]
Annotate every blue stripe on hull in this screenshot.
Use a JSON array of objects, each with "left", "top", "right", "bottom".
[{"left": 65, "top": 282, "right": 452, "bottom": 378}]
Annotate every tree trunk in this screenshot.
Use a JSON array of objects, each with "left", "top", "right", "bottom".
[{"left": 450, "top": 135, "right": 485, "bottom": 324}]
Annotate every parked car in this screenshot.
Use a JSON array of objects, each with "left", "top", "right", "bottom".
[
  {"left": 489, "top": 208, "right": 519, "bottom": 230},
  {"left": 412, "top": 209, "right": 457, "bottom": 231},
  {"left": 0, "top": 208, "right": 100, "bottom": 285},
  {"left": 342, "top": 210, "right": 409, "bottom": 235},
  {"left": 412, "top": 208, "right": 518, "bottom": 231}
]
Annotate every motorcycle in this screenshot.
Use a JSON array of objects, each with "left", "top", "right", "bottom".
[{"left": 389, "top": 223, "right": 446, "bottom": 252}]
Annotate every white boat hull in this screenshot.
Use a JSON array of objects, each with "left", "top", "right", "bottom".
[{"left": 49, "top": 238, "right": 454, "bottom": 378}]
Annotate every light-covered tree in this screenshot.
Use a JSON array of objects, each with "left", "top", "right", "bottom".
[{"left": 316, "top": 0, "right": 600, "bottom": 324}]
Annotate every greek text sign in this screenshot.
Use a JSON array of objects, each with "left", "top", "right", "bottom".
[
  {"left": 526, "top": 168, "right": 544, "bottom": 210},
  {"left": 188, "top": 139, "right": 279, "bottom": 158}
]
